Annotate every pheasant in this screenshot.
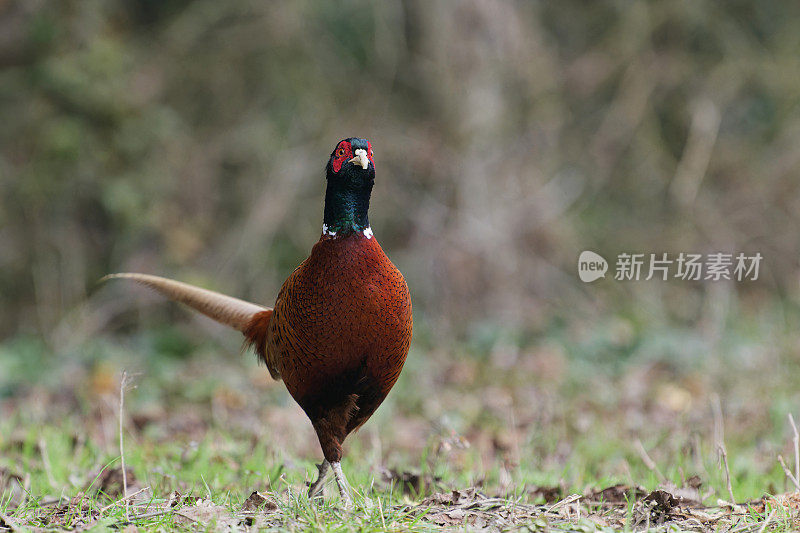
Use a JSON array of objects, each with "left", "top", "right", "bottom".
[{"left": 104, "top": 138, "right": 413, "bottom": 507}]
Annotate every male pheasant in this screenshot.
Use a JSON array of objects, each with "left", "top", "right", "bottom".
[{"left": 105, "top": 138, "right": 413, "bottom": 507}]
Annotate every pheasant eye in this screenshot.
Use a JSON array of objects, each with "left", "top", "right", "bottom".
[{"left": 336, "top": 147, "right": 346, "bottom": 157}]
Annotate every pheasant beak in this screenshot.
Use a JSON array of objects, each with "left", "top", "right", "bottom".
[{"left": 349, "top": 149, "right": 369, "bottom": 170}]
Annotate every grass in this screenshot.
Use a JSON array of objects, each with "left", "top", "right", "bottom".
[{"left": 3, "top": 309, "right": 800, "bottom": 530}]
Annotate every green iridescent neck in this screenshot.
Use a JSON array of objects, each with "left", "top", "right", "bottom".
[{"left": 322, "top": 185, "right": 371, "bottom": 236}]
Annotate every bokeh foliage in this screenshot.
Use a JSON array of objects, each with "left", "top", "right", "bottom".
[{"left": 1, "top": 0, "right": 799, "bottom": 356}]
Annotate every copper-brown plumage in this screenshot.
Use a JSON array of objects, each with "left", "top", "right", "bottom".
[
  {"left": 105, "top": 138, "right": 412, "bottom": 507},
  {"left": 247, "top": 231, "right": 412, "bottom": 462}
]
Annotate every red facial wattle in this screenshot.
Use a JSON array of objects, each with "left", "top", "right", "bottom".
[
  {"left": 332, "top": 141, "right": 352, "bottom": 173},
  {"left": 331, "top": 140, "right": 374, "bottom": 173}
]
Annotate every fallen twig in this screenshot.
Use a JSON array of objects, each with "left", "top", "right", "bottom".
[
  {"left": 0, "top": 513, "right": 20, "bottom": 532},
  {"left": 38, "top": 438, "right": 57, "bottom": 489},
  {"left": 546, "top": 493, "right": 581, "bottom": 514},
  {"left": 635, "top": 439, "right": 666, "bottom": 482},
  {"left": 712, "top": 397, "right": 736, "bottom": 505},
  {"left": 125, "top": 510, "right": 172, "bottom": 522},
  {"left": 119, "top": 371, "right": 131, "bottom": 521},
  {"left": 757, "top": 509, "right": 776, "bottom": 533},
  {"left": 789, "top": 414, "right": 799, "bottom": 489},
  {"left": 100, "top": 486, "right": 150, "bottom": 514},
  {"left": 777, "top": 455, "right": 800, "bottom": 492},
  {"left": 718, "top": 444, "right": 736, "bottom": 505}
]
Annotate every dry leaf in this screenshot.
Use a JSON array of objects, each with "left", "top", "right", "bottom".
[
  {"left": 584, "top": 484, "right": 647, "bottom": 505},
  {"left": 529, "top": 484, "right": 564, "bottom": 503},
  {"left": 241, "top": 491, "right": 278, "bottom": 513},
  {"left": 380, "top": 467, "right": 441, "bottom": 495},
  {"left": 175, "top": 499, "right": 238, "bottom": 528},
  {"left": 90, "top": 466, "right": 138, "bottom": 498}
]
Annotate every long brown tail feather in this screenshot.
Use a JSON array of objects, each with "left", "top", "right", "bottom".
[{"left": 103, "top": 273, "right": 270, "bottom": 332}]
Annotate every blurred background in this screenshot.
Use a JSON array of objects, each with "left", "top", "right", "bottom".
[{"left": 2, "top": 0, "right": 800, "bottom": 499}]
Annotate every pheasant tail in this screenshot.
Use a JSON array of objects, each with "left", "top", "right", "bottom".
[{"left": 102, "top": 273, "right": 271, "bottom": 332}]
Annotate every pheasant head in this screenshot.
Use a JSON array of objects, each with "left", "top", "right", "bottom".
[{"left": 323, "top": 138, "right": 376, "bottom": 237}]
